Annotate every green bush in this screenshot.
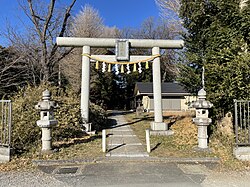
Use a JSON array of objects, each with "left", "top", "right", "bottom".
[
  {"left": 89, "top": 103, "right": 108, "bottom": 131},
  {"left": 11, "top": 84, "right": 107, "bottom": 153}
]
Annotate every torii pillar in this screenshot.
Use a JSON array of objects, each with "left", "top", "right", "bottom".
[
  {"left": 56, "top": 37, "right": 184, "bottom": 134},
  {"left": 81, "top": 46, "right": 90, "bottom": 122}
]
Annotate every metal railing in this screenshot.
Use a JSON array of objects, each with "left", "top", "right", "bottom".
[
  {"left": 234, "top": 100, "right": 250, "bottom": 146},
  {"left": 0, "top": 100, "right": 12, "bottom": 147}
]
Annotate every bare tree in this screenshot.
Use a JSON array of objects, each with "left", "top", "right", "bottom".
[
  {"left": 4, "top": 25, "right": 39, "bottom": 85},
  {"left": 0, "top": 46, "right": 30, "bottom": 97},
  {"left": 4, "top": 0, "right": 77, "bottom": 84},
  {"left": 155, "top": 0, "right": 183, "bottom": 36},
  {"left": 155, "top": 0, "right": 181, "bottom": 18},
  {"left": 61, "top": 5, "right": 121, "bottom": 93},
  {"left": 123, "top": 17, "right": 180, "bottom": 82},
  {"left": 71, "top": 5, "right": 104, "bottom": 38}
]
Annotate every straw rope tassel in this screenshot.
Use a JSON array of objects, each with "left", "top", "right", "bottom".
[
  {"left": 121, "top": 64, "right": 124, "bottom": 73},
  {"left": 115, "top": 64, "right": 119, "bottom": 75},
  {"left": 108, "top": 64, "right": 111, "bottom": 72},
  {"left": 146, "top": 61, "right": 149, "bottom": 69},
  {"left": 102, "top": 62, "right": 106, "bottom": 73},
  {"left": 133, "top": 63, "right": 137, "bottom": 72},
  {"left": 126, "top": 64, "right": 131, "bottom": 74},
  {"left": 138, "top": 62, "right": 142, "bottom": 73},
  {"left": 95, "top": 61, "right": 99, "bottom": 70}
]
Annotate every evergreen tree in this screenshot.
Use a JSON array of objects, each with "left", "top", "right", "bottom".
[
  {"left": 120, "top": 17, "right": 181, "bottom": 109},
  {"left": 178, "top": 0, "right": 250, "bottom": 115}
]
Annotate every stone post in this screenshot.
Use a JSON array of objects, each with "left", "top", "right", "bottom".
[
  {"left": 35, "top": 90, "right": 58, "bottom": 154},
  {"left": 146, "top": 129, "right": 151, "bottom": 153},
  {"left": 102, "top": 129, "right": 106, "bottom": 153}
]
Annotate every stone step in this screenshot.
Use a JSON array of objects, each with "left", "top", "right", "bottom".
[
  {"left": 111, "top": 135, "right": 136, "bottom": 137},
  {"left": 108, "top": 143, "right": 142, "bottom": 146},
  {"left": 106, "top": 153, "right": 149, "bottom": 157},
  {"left": 106, "top": 114, "right": 148, "bottom": 158}
]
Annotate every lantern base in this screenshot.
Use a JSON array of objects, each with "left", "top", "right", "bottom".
[
  {"left": 41, "top": 149, "right": 54, "bottom": 155},
  {"left": 193, "top": 146, "right": 212, "bottom": 153}
]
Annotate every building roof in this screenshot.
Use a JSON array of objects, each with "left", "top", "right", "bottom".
[{"left": 135, "top": 82, "right": 191, "bottom": 96}]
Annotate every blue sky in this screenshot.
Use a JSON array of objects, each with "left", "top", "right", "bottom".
[{"left": 0, "top": 0, "right": 160, "bottom": 46}]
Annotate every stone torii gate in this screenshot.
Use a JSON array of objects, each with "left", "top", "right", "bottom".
[{"left": 56, "top": 37, "right": 184, "bottom": 134}]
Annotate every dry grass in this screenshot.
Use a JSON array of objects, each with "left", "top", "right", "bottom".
[
  {"left": 2, "top": 110, "right": 249, "bottom": 172},
  {"left": 125, "top": 111, "right": 250, "bottom": 170},
  {"left": 125, "top": 112, "right": 216, "bottom": 158},
  {"left": 0, "top": 133, "right": 104, "bottom": 172},
  {"left": 163, "top": 110, "right": 195, "bottom": 117}
]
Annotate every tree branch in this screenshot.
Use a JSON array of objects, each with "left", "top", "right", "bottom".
[
  {"left": 43, "top": 0, "right": 55, "bottom": 42},
  {"left": 57, "top": 47, "right": 74, "bottom": 62},
  {"left": 50, "top": 0, "right": 76, "bottom": 61},
  {"left": 59, "top": 0, "right": 76, "bottom": 37},
  {"left": 27, "top": 0, "right": 43, "bottom": 40}
]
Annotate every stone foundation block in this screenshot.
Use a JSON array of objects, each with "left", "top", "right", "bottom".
[
  {"left": 0, "top": 147, "right": 11, "bottom": 163},
  {"left": 150, "top": 122, "right": 168, "bottom": 131},
  {"left": 234, "top": 147, "right": 250, "bottom": 161},
  {"left": 150, "top": 130, "right": 174, "bottom": 136}
]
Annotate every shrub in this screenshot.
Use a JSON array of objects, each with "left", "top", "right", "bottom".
[
  {"left": 89, "top": 103, "right": 108, "bottom": 131},
  {"left": 11, "top": 84, "right": 107, "bottom": 153},
  {"left": 171, "top": 117, "right": 198, "bottom": 146}
]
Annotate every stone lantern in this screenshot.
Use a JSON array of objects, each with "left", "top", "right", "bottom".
[
  {"left": 35, "top": 89, "right": 58, "bottom": 153},
  {"left": 192, "top": 88, "right": 213, "bottom": 149},
  {"left": 136, "top": 98, "right": 144, "bottom": 117}
]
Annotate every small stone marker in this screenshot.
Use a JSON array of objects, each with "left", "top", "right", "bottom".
[
  {"left": 136, "top": 99, "right": 144, "bottom": 117},
  {"left": 102, "top": 129, "right": 106, "bottom": 153},
  {"left": 146, "top": 129, "right": 151, "bottom": 153}
]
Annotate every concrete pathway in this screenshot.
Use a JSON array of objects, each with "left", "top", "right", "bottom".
[
  {"left": 52, "top": 162, "right": 202, "bottom": 187},
  {"left": 3, "top": 161, "right": 250, "bottom": 187},
  {"left": 106, "top": 112, "right": 149, "bottom": 157}
]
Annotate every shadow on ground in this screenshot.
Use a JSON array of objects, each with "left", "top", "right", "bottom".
[{"left": 53, "top": 135, "right": 102, "bottom": 149}]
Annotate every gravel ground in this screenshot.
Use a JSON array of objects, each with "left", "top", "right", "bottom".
[
  {"left": 0, "top": 171, "right": 70, "bottom": 187},
  {"left": 202, "top": 170, "right": 250, "bottom": 187},
  {"left": 0, "top": 166, "right": 250, "bottom": 187}
]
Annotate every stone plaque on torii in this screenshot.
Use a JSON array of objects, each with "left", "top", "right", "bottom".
[{"left": 56, "top": 37, "right": 184, "bottom": 134}]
